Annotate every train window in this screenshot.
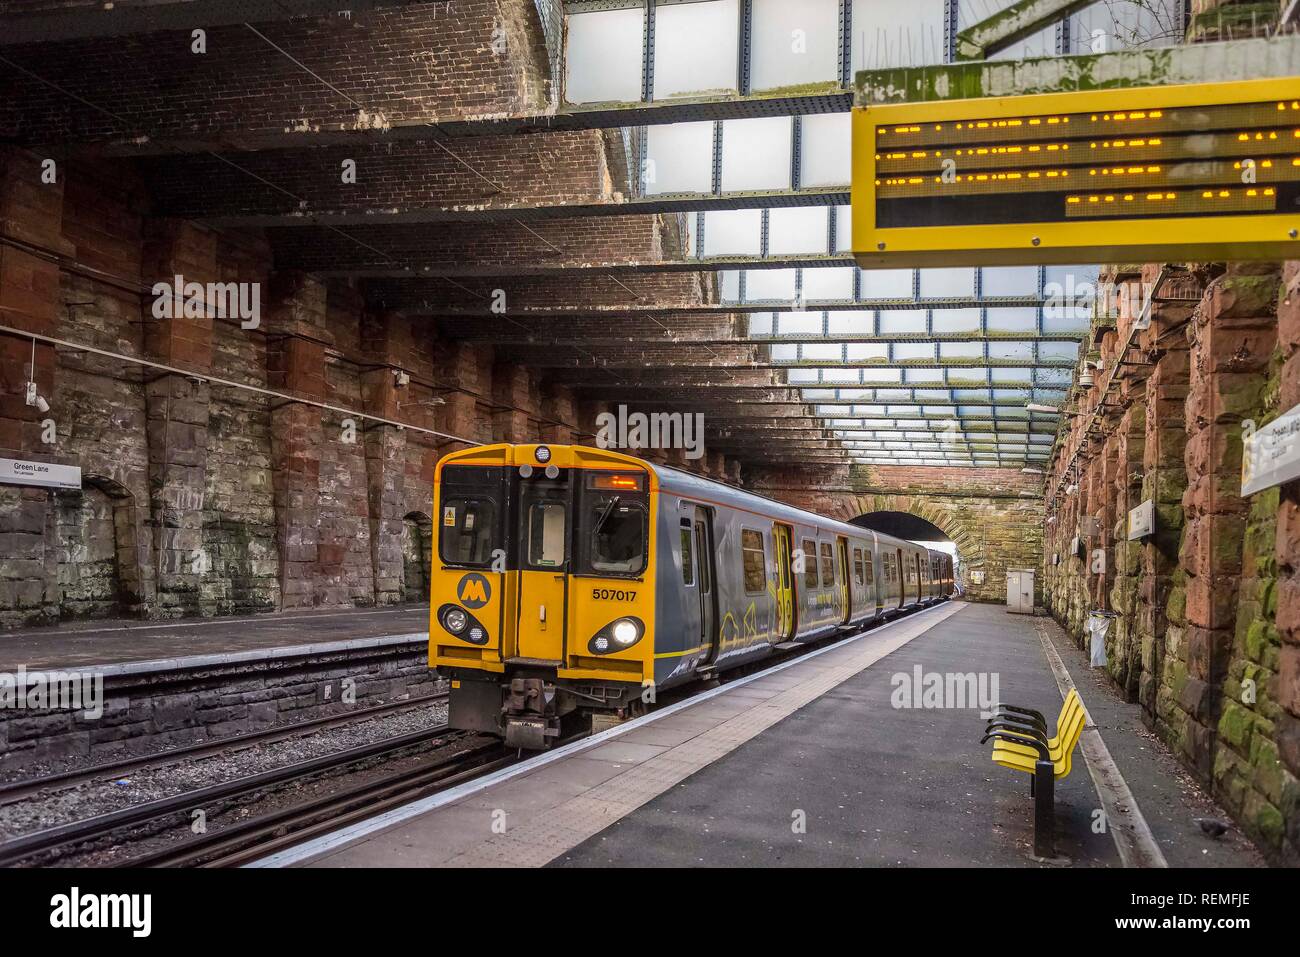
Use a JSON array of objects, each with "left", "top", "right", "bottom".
[
  {"left": 852, "top": 548, "right": 864, "bottom": 586},
  {"left": 819, "top": 542, "right": 834, "bottom": 588},
  {"left": 680, "top": 527, "right": 695, "bottom": 586},
  {"left": 588, "top": 500, "right": 647, "bottom": 575},
  {"left": 864, "top": 553, "right": 875, "bottom": 584},
  {"left": 801, "top": 539, "right": 818, "bottom": 589},
  {"left": 526, "top": 500, "right": 567, "bottom": 568},
  {"left": 438, "top": 498, "right": 498, "bottom": 567},
  {"left": 741, "top": 529, "right": 767, "bottom": 594}
]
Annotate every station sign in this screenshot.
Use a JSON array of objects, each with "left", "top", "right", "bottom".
[
  {"left": 1242, "top": 404, "right": 1300, "bottom": 496},
  {"left": 1127, "top": 499, "right": 1155, "bottom": 540},
  {"left": 852, "top": 77, "right": 1300, "bottom": 267},
  {"left": 0, "top": 457, "right": 81, "bottom": 490}
]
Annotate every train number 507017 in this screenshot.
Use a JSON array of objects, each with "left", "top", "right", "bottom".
[{"left": 592, "top": 588, "right": 636, "bottom": 602}]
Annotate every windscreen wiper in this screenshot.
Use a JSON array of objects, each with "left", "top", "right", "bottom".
[{"left": 594, "top": 495, "right": 621, "bottom": 535}]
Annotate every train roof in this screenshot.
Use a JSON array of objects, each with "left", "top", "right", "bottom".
[{"left": 647, "top": 460, "right": 943, "bottom": 559}]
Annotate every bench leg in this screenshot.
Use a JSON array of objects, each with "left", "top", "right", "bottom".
[{"left": 1033, "top": 760, "right": 1055, "bottom": 858}]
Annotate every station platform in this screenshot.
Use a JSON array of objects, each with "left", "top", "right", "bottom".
[
  {"left": 0, "top": 605, "right": 430, "bottom": 676},
  {"left": 258, "top": 601, "right": 1265, "bottom": 869}
]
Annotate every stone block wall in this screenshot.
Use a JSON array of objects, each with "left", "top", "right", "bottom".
[
  {"left": 0, "top": 145, "right": 616, "bottom": 628},
  {"left": 1043, "top": 259, "right": 1299, "bottom": 863}
]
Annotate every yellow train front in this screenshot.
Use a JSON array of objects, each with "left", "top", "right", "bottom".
[{"left": 431, "top": 443, "right": 954, "bottom": 749}]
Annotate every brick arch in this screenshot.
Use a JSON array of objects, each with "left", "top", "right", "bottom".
[
  {"left": 764, "top": 486, "right": 1042, "bottom": 604},
  {"left": 822, "top": 494, "right": 975, "bottom": 557}
]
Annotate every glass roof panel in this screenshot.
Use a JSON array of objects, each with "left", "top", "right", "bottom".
[
  {"left": 564, "top": 8, "right": 643, "bottom": 104},
  {"left": 751, "top": 0, "right": 840, "bottom": 91},
  {"left": 653, "top": 0, "right": 739, "bottom": 98}
]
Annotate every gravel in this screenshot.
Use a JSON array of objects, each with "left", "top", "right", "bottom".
[{"left": 0, "top": 698, "right": 449, "bottom": 840}]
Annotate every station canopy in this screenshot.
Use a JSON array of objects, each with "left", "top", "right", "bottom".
[
  {"left": 458, "top": 1, "right": 1183, "bottom": 469},
  {"left": 547, "top": 0, "right": 1188, "bottom": 468}
]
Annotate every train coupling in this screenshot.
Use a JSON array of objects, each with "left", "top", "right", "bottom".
[{"left": 502, "top": 677, "right": 560, "bottom": 750}]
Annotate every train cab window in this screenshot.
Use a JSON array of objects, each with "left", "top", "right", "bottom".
[
  {"left": 680, "top": 526, "right": 695, "bottom": 586},
  {"left": 819, "top": 542, "right": 834, "bottom": 588},
  {"left": 439, "top": 498, "right": 498, "bottom": 567},
  {"left": 852, "top": 548, "right": 865, "bottom": 586},
  {"left": 526, "top": 500, "right": 567, "bottom": 568},
  {"left": 801, "top": 539, "right": 818, "bottom": 589},
  {"left": 588, "top": 500, "right": 647, "bottom": 574},
  {"left": 864, "top": 553, "right": 875, "bottom": 584},
  {"left": 741, "top": 529, "right": 767, "bottom": 594},
  {"left": 579, "top": 472, "right": 648, "bottom": 577}
]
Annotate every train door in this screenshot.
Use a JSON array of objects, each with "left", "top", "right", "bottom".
[
  {"left": 772, "top": 523, "right": 795, "bottom": 640},
  {"left": 515, "top": 477, "right": 569, "bottom": 662},
  {"left": 693, "top": 506, "right": 718, "bottom": 663},
  {"left": 865, "top": 538, "right": 880, "bottom": 616},
  {"left": 914, "top": 553, "right": 923, "bottom": 604},
  {"left": 895, "top": 548, "right": 905, "bottom": 609},
  {"left": 836, "top": 537, "right": 850, "bottom": 624}
]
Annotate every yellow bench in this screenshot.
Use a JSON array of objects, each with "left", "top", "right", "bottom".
[{"left": 980, "top": 689, "right": 1087, "bottom": 858}]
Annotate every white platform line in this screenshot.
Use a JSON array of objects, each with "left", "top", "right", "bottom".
[
  {"left": 250, "top": 601, "right": 958, "bottom": 868},
  {"left": 4, "top": 604, "right": 429, "bottom": 639},
  {"left": 1033, "top": 618, "right": 1168, "bottom": 868}
]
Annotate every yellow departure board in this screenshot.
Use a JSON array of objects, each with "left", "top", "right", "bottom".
[{"left": 852, "top": 78, "right": 1300, "bottom": 267}]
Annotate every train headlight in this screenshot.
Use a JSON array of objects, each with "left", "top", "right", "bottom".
[
  {"left": 588, "top": 617, "right": 644, "bottom": 655},
  {"left": 442, "top": 607, "right": 468, "bottom": 634},
  {"left": 437, "top": 604, "right": 488, "bottom": 644},
  {"left": 612, "top": 619, "right": 639, "bottom": 645}
]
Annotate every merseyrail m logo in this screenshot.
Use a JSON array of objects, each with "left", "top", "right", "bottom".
[{"left": 457, "top": 573, "right": 491, "bottom": 609}]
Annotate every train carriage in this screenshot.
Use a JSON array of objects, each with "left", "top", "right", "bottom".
[{"left": 431, "top": 443, "right": 953, "bottom": 749}]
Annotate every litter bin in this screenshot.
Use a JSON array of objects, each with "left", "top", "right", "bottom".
[{"left": 1087, "top": 611, "right": 1117, "bottom": 667}]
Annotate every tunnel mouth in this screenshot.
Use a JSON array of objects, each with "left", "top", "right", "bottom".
[
  {"left": 850, "top": 511, "right": 950, "bottom": 544},
  {"left": 850, "top": 511, "right": 959, "bottom": 573}
]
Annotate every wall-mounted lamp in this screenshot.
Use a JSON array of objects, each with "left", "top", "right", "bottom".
[
  {"left": 24, "top": 381, "right": 49, "bottom": 414},
  {"left": 24, "top": 338, "right": 50, "bottom": 413}
]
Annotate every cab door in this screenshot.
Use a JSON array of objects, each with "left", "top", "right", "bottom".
[
  {"left": 515, "top": 477, "right": 569, "bottom": 662},
  {"left": 772, "top": 523, "right": 795, "bottom": 639}
]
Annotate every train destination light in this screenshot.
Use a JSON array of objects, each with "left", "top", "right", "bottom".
[{"left": 852, "top": 78, "right": 1300, "bottom": 267}]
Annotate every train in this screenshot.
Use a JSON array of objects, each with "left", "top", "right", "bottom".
[{"left": 430, "top": 443, "right": 955, "bottom": 748}]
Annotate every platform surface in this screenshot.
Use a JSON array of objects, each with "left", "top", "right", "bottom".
[
  {"left": 254, "top": 599, "right": 1261, "bottom": 869},
  {"left": 0, "top": 604, "right": 430, "bottom": 672}
]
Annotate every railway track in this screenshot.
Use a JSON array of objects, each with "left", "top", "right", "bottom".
[
  {"left": 0, "top": 692, "right": 449, "bottom": 806},
  {"left": 0, "top": 697, "right": 458, "bottom": 867},
  {"left": 121, "top": 740, "right": 513, "bottom": 867}
]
